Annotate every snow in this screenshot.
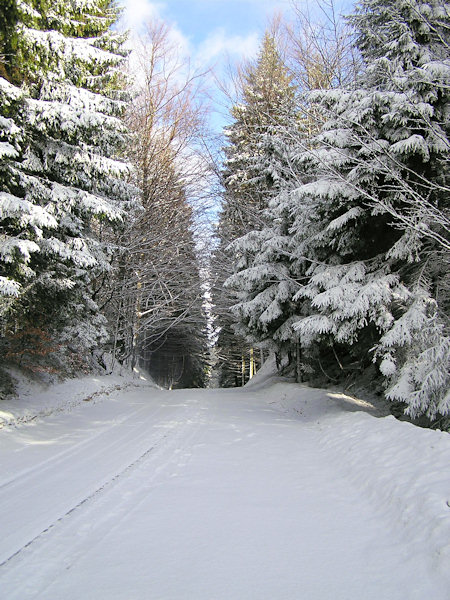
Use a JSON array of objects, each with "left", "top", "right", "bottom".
[
  {"left": 0, "top": 192, "right": 58, "bottom": 230},
  {"left": 0, "top": 276, "right": 20, "bottom": 297},
  {"left": 327, "top": 206, "right": 364, "bottom": 231},
  {"left": 0, "top": 368, "right": 152, "bottom": 429},
  {"left": 22, "top": 28, "right": 122, "bottom": 68},
  {"left": 0, "top": 237, "right": 40, "bottom": 263},
  {"left": 0, "top": 142, "right": 18, "bottom": 159},
  {"left": 0, "top": 367, "right": 449, "bottom": 599}
]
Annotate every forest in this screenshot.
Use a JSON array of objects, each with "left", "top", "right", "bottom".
[{"left": 0, "top": 0, "right": 449, "bottom": 428}]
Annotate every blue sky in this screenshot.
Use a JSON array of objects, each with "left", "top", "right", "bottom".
[
  {"left": 119, "top": 0, "right": 355, "bottom": 91},
  {"left": 120, "top": 0, "right": 355, "bottom": 59},
  {"left": 119, "top": 0, "right": 297, "bottom": 134},
  {"left": 119, "top": 0, "right": 355, "bottom": 135},
  {"left": 119, "top": 0, "right": 304, "bottom": 134},
  {"left": 121, "top": 0, "right": 292, "bottom": 66},
  {"left": 121, "top": 0, "right": 290, "bottom": 54},
  {"left": 118, "top": 0, "right": 354, "bottom": 219}
]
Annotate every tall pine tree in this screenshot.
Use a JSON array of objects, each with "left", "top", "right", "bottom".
[
  {"left": 222, "top": 9, "right": 359, "bottom": 381},
  {"left": 213, "top": 31, "right": 298, "bottom": 385},
  {"left": 289, "top": 0, "right": 449, "bottom": 419},
  {"left": 0, "top": 0, "right": 135, "bottom": 374}
]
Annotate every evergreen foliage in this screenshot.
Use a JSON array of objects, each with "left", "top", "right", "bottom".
[
  {"left": 0, "top": 0, "right": 135, "bottom": 373},
  {"left": 0, "top": 0, "right": 448, "bottom": 418},
  {"left": 221, "top": 33, "right": 298, "bottom": 234},
  {"left": 213, "top": 32, "right": 299, "bottom": 385},
  {"left": 218, "top": 0, "right": 449, "bottom": 420},
  {"left": 288, "top": 0, "right": 449, "bottom": 418},
  {"left": 219, "top": 13, "right": 356, "bottom": 382}
]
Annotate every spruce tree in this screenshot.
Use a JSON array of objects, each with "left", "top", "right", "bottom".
[
  {"left": 213, "top": 31, "right": 299, "bottom": 384},
  {"left": 289, "top": 0, "right": 449, "bottom": 418},
  {"left": 221, "top": 33, "right": 297, "bottom": 233},
  {"left": 0, "top": 0, "right": 135, "bottom": 373},
  {"left": 222, "top": 12, "right": 358, "bottom": 380}
]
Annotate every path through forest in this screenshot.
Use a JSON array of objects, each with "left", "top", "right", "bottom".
[{"left": 0, "top": 379, "right": 449, "bottom": 599}]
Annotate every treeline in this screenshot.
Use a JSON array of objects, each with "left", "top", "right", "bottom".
[
  {"left": 0, "top": 1, "right": 209, "bottom": 390},
  {"left": 212, "top": 0, "right": 449, "bottom": 425},
  {"left": 1, "top": 0, "right": 448, "bottom": 422}
]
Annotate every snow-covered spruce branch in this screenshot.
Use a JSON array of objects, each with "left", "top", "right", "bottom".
[{"left": 281, "top": 108, "right": 450, "bottom": 253}]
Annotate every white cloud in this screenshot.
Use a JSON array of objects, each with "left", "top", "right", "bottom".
[
  {"left": 120, "top": 1, "right": 192, "bottom": 57},
  {"left": 120, "top": 0, "right": 166, "bottom": 31},
  {"left": 119, "top": 1, "right": 193, "bottom": 89},
  {"left": 120, "top": 2, "right": 262, "bottom": 72},
  {"left": 197, "top": 28, "right": 260, "bottom": 63}
]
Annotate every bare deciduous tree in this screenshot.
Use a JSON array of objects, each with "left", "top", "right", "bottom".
[
  {"left": 101, "top": 18, "right": 212, "bottom": 386},
  {"left": 287, "top": 0, "right": 361, "bottom": 91}
]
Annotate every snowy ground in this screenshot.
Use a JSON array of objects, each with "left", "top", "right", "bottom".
[{"left": 0, "top": 367, "right": 449, "bottom": 599}]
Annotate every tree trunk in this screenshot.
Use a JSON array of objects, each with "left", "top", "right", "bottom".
[{"left": 296, "top": 339, "right": 302, "bottom": 383}]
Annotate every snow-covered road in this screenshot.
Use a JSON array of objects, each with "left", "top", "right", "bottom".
[{"left": 1, "top": 379, "right": 449, "bottom": 599}]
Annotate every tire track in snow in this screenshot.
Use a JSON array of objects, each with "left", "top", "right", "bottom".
[
  {"left": 0, "top": 401, "right": 208, "bottom": 578},
  {"left": 0, "top": 428, "right": 171, "bottom": 569},
  {"left": 0, "top": 401, "right": 157, "bottom": 491},
  {"left": 0, "top": 398, "right": 172, "bottom": 565},
  {"left": 0, "top": 381, "right": 142, "bottom": 430}
]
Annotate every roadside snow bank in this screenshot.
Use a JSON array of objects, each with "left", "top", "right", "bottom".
[
  {"left": 0, "top": 368, "right": 156, "bottom": 429},
  {"left": 260, "top": 380, "right": 450, "bottom": 586},
  {"left": 320, "top": 410, "right": 450, "bottom": 581}
]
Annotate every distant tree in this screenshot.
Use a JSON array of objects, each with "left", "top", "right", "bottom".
[
  {"left": 221, "top": 31, "right": 297, "bottom": 233},
  {"left": 212, "top": 28, "right": 299, "bottom": 385},
  {"left": 287, "top": 0, "right": 360, "bottom": 92},
  {"left": 103, "top": 19, "right": 210, "bottom": 387}
]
